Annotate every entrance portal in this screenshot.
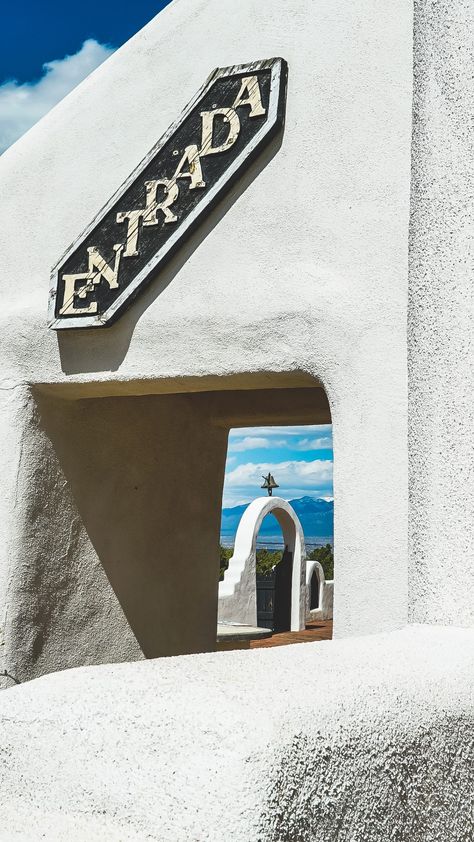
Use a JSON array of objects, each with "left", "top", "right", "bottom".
[{"left": 10, "top": 382, "right": 331, "bottom": 682}]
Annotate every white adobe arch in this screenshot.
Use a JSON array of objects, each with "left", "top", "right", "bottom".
[
  {"left": 306, "top": 558, "right": 334, "bottom": 622},
  {"left": 306, "top": 558, "right": 325, "bottom": 610},
  {"left": 218, "top": 496, "right": 306, "bottom": 631}
]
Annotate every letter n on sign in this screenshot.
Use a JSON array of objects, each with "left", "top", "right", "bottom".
[{"left": 48, "top": 57, "right": 288, "bottom": 330}]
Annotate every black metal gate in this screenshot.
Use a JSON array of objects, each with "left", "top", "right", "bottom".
[
  {"left": 256, "top": 548, "right": 293, "bottom": 632},
  {"left": 256, "top": 571, "right": 275, "bottom": 629}
]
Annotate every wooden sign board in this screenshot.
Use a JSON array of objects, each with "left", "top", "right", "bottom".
[{"left": 48, "top": 57, "right": 288, "bottom": 330}]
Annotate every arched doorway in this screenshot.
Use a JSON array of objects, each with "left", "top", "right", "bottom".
[
  {"left": 305, "top": 559, "right": 333, "bottom": 623},
  {"left": 218, "top": 497, "right": 306, "bottom": 631},
  {"left": 255, "top": 542, "right": 293, "bottom": 632},
  {"left": 309, "top": 567, "right": 319, "bottom": 610}
]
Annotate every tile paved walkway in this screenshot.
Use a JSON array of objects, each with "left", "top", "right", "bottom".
[{"left": 250, "top": 619, "right": 333, "bottom": 648}]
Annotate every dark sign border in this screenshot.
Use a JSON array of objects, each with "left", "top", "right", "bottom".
[{"left": 48, "top": 57, "right": 288, "bottom": 330}]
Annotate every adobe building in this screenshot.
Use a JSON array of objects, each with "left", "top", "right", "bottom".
[
  {"left": 0, "top": 0, "right": 471, "bottom": 693},
  {"left": 0, "top": 0, "right": 472, "bottom": 837}
]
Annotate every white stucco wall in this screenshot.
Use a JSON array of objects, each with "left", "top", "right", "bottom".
[
  {"left": 0, "top": 391, "right": 231, "bottom": 684},
  {"left": 0, "top": 0, "right": 413, "bottom": 667},
  {"left": 408, "top": 0, "right": 474, "bottom": 626},
  {"left": 0, "top": 625, "right": 472, "bottom": 840},
  {"left": 0, "top": 2, "right": 472, "bottom": 837}
]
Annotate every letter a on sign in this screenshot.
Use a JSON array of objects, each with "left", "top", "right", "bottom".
[{"left": 48, "top": 57, "right": 288, "bottom": 329}]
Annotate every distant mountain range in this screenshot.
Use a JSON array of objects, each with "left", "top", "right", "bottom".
[{"left": 221, "top": 496, "right": 334, "bottom": 539}]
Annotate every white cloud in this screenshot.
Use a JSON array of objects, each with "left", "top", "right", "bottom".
[
  {"left": 293, "top": 436, "right": 333, "bottom": 450},
  {"left": 229, "top": 424, "right": 332, "bottom": 439},
  {"left": 222, "top": 457, "right": 333, "bottom": 506},
  {"left": 224, "top": 428, "right": 334, "bottom": 503},
  {"left": 0, "top": 39, "right": 114, "bottom": 153},
  {"left": 225, "top": 458, "right": 333, "bottom": 488},
  {"left": 228, "top": 426, "right": 332, "bottom": 456},
  {"left": 228, "top": 436, "right": 287, "bottom": 452},
  {"left": 229, "top": 436, "right": 269, "bottom": 452}
]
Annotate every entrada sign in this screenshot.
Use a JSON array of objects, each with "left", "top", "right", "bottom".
[{"left": 48, "top": 57, "right": 288, "bottom": 329}]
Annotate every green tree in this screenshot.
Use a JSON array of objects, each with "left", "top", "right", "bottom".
[
  {"left": 307, "top": 543, "right": 334, "bottom": 580},
  {"left": 219, "top": 544, "right": 233, "bottom": 581},
  {"left": 255, "top": 548, "right": 282, "bottom": 575},
  {"left": 218, "top": 545, "right": 283, "bottom": 580},
  {"left": 220, "top": 543, "right": 334, "bottom": 582}
]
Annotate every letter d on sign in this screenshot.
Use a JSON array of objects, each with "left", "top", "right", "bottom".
[{"left": 199, "top": 108, "right": 241, "bottom": 156}]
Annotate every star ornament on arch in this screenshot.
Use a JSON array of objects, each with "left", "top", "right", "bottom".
[{"left": 48, "top": 57, "right": 288, "bottom": 330}]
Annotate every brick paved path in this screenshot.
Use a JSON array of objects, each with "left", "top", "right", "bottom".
[{"left": 250, "top": 619, "right": 333, "bottom": 649}]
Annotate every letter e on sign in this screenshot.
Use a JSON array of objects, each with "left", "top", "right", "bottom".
[{"left": 48, "top": 57, "right": 288, "bottom": 329}]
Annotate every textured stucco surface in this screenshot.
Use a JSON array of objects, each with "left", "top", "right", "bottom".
[
  {"left": 0, "top": 391, "right": 230, "bottom": 685},
  {"left": 0, "top": 625, "right": 472, "bottom": 841},
  {"left": 408, "top": 0, "right": 474, "bottom": 625},
  {"left": 0, "top": 0, "right": 413, "bottom": 674}
]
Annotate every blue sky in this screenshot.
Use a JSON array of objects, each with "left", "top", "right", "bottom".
[
  {"left": 0, "top": 1, "right": 170, "bottom": 152},
  {"left": 0, "top": 2, "right": 171, "bottom": 83},
  {"left": 223, "top": 426, "right": 334, "bottom": 508},
  {"left": 0, "top": 5, "right": 335, "bottom": 510}
]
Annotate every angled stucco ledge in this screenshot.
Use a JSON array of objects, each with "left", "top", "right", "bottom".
[{"left": 0, "top": 625, "right": 472, "bottom": 840}]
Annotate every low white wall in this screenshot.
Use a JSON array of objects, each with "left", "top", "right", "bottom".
[
  {"left": 306, "top": 559, "right": 334, "bottom": 621},
  {"left": 322, "top": 581, "right": 334, "bottom": 620},
  {"left": 0, "top": 626, "right": 472, "bottom": 840}
]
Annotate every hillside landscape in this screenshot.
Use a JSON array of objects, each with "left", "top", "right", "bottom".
[{"left": 220, "top": 496, "right": 334, "bottom": 541}]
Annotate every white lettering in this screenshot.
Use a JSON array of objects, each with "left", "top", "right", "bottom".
[
  {"left": 143, "top": 179, "right": 180, "bottom": 225},
  {"left": 117, "top": 179, "right": 179, "bottom": 256},
  {"left": 59, "top": 244, "right": 123, "bottom": 316},
  {"left": 199, "top": 108, "right": 240, "bottom": 157},
  {"left": 114, "top": 95, "right": 253, "bottom": 265},
  {"left": 115, "top": 209, "right": 142, "bottom": 258},
  {"left": 173, "top": 145, "right": 205, "bottom": 190},
  {"left": 232, "top": 76, "right": 266, "bottom": 117}
]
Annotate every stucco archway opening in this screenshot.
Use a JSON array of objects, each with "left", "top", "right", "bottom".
[
  {"left": 31, "top": 376, "right": 331, "bottom": 671},
  {"left": 254, "top": 507, "right": 300, "bottom": 633},
  {"left": 219, "top": 495, "right": 308, "bottom": 632},
  {"left": 310, "top": 568, "right": 320, "bottom": 610},
  {"left": 218, "top": 404, "right": 333, "bottom": 641}
]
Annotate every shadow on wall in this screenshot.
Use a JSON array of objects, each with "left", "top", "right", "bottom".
[
  {"left": 56, "top": 131, "right": 284, "bottom": 376},
  {"left": 5, "top": 382, "right": 330, "bottom": 681},
  {"left": 22, "top": 390, "right": 229, "bottom": 665}
]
